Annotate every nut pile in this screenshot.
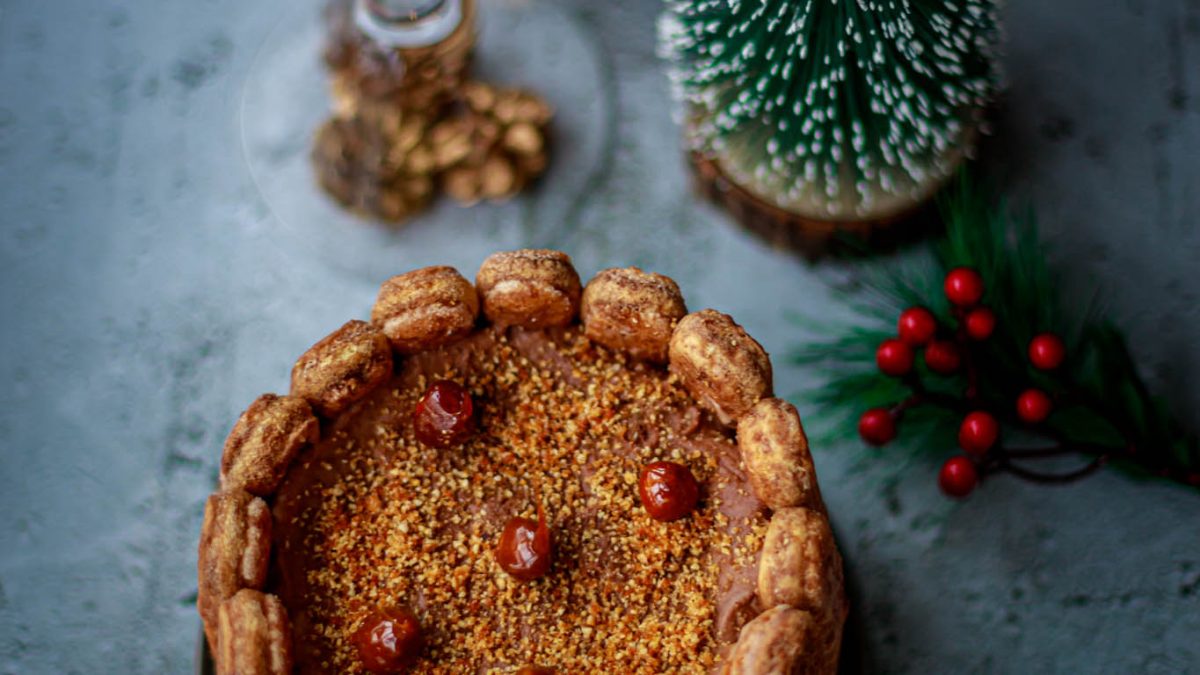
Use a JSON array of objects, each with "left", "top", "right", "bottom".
[
  {"left": 313, "top": 82, "right": 552, "bottom": 222},
  {"left": 313, "top": 0, "right": 552, "bottom": 223}
]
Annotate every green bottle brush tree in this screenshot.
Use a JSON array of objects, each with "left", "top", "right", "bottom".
[{"left": 660, "top": 0, "right": 1001, "bottom": 226}]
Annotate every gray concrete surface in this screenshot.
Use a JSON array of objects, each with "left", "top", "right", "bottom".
[{"left": 1, "top": 0, "right": 1198, "bottom": 673}]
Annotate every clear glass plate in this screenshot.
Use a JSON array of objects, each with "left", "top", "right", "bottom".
[{"left": 240, "top": 0, "right": 610, "bottom": 282}]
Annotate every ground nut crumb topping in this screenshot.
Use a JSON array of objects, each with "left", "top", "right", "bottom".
[{"left": 271, "top": 327, "right": 770, "bottom": 673}]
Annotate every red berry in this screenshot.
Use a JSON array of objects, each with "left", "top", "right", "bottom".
[
  {"left": 413, "top": 380, "right": 475, "bottom": 448},
  {"left": 938, "top": 456, "right": 979, "bottom": 498},
  {"left": 958, "top": 411, "right": 999, "bottom": 455},
  {"left": 876, "top": 339, "right": 915, "bottom": 376},
  {"left": 495, "top": 505, "right": 553, "bottom": 581},
  {"left": 964, "top": 307, "right": 996, "bottom": 340},
  {"left": 858, "top": 408, "right": 897, "bottom": 446},
  {"left": 923, "top": 340, "right": 961, "bottom": 374},
  {"left": 1016, "top": 388, "right": 1053, "bottom": 423},
  {"left": 353, "top": 607, "right": 423, "bottom": 674},
  {"left": 1028, "top": 333, "right": 1066, "bottom": 370},
  {"left": 944, "top": 267, "right": 985, "bottom": 307},
  {"left": 638, "top": 461, "right": 701, "bottom": 522},
  {"left": 897, "top": 307, "right": 938, "bottom": 346}
]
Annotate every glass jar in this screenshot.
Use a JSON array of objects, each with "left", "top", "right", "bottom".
[{"left": 323, "top": 0, "right": 476, "bottom": 112}]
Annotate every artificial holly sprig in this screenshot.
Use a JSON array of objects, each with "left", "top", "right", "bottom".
[
  {"left": 863, "top": 266, "right": 1128, "bottom": 496},
  {"left": 793, "top": 178, "right": 1200, "bottom": 497}
]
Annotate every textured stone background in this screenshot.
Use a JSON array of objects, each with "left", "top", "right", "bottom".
[{"left": 1, "top": 0, "right": 1198, "bottom": 673}]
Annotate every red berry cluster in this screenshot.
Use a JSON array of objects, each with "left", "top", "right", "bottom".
[
  {"left": 875, "top": 268, "right": 993, "bottom": 379},
  {"left": 858, "top": 266, "right": 1069, "bottom": 499}
]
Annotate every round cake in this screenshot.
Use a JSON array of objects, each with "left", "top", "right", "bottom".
[{"left": 198, "top": 249, "right": 846, "bottom": 674}]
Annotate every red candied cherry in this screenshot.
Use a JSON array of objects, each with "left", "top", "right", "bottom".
[
  {"left": 413, "top": 380, "right": 475, "bottom": 448},
  {"left": 1028, "top": 333, "right": 1066, "bottom": 370},
  {"left": 516, "top": 668, "right": 555, "bottom": 675},
  {"left": 495, "top": 505, "right": 553, "bottom": 581},
  {"left": 923, "top": 340, "right": 962, "bottom": 375},
  {"left": 964, "top": 307, "right": 996, "bottom": 340},
  {"left": 897, "top": 307, "right": 938, "bottom": 346},
  {"left": 958, "top": 411, "right": 999, "bottom": 455},
  {"left": 639, "top": 461, "right": 701, "bottom": 522},
  {"left": 944, "top": 267, "right": 985, "bottom": 307},
  {"left": 1016, "top": 388, "right": 1053, "bottom": 423},
  {"left": 353, "top": 607, "right": 423, "bottom": 674},
  {"left": 939, "top": 456, "right": 979, "bottom": 498},
  {"left": 858, "top": 408, "right": 897, "bottom": 446},
  {"left": 876, "top": 339, "right": 915, "bottom": 377}
]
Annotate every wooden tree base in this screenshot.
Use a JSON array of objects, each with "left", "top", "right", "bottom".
[{"left": 688, "top": 152, "right": 940, "bottom": 259}]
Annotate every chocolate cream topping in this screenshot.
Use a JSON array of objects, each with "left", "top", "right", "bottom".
[{"left": 270, "top": 326, "right": 767, "bottom": 673}]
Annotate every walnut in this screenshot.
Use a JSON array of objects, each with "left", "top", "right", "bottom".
[
  {"left": 737, "top": 398, "right": 823, "bottom": 511},
  {"left": 216, "top": 589, "right": 293, "bottom": 675},
  {"left": 580, "top": 267, "right": 687, "bottom": 363},
  {"left": 220, "top": 394, "right": 319, "bottom": 496},
  {"left": 289, "top": 320, "right": 393, "bottom": 418},
  {"left": 723, "top": 605, "right": 824, "bottom": 675},
  {"left": 668, "top": 309, "right": 773, "bottom": 425},
  {"left": 476, "top": 249, "right": 581, "bottom": 328},
  {"left": 198, "top": 490, "right": 272, "bottom": 653},
  {"left": 371, "top": 266, "right": 480, "bottom": 353},
  {"left": 757, "top": 507, "right": 846, "bottom": 630}
]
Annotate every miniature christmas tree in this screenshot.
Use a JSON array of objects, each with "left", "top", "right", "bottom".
[{"left": 660, "top": 0, "right": 1002, "bottom": 235}]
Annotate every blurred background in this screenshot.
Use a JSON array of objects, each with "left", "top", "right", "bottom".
[{"left": 1, "top": 0, "right": 1198, "bottom": 672}]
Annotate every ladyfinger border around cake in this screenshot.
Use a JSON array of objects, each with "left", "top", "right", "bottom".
[{"left": 198, "top": 248, "right": 846, "bottom": 675}]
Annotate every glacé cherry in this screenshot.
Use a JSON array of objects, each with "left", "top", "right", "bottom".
[
  {"left": 638, "top": 461, "right": 700, "bottom": 522},
  {"left": 413, "top": 380, "right": 475, "bottom": 448},
  {"left": 353, "top": 607, "right": 423, "bottom": 674},
  {"left": 496, "top": 505, "right": 553, "bottom": 581}
]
